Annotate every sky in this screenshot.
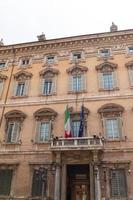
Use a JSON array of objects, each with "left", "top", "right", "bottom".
[{"left": 1, "top": 0, "right": 133, "bottom": 45}]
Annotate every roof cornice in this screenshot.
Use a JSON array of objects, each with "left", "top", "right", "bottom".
[{"left": 1, "top": 29, "right": 133, "bottom": 54}]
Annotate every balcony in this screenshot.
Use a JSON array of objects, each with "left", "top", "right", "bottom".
[{"left": 50, "top": 136, "right": 104, "bottom": 151}]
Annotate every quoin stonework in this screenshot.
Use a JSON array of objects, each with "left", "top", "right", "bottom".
[{"left": 0, "top": 24, "right": 133, "bottom": 200}]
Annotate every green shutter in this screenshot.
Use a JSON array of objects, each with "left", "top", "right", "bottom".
[
  {"left": 35, "top": 121, "right": 41, "bottom": 142},
  {"left": 68, "top": 75, "right": 73, "bottom": 92},
  {"left": 0, "top": 170, "right": 12, "bottom": 195},
  {"left": 98, "top": 72, "right": 104, "bottom": 89},
  {"left": 23, "top": 79, "right": 30, "bottom": 96},
  {"left": 113, "top": 71, "right": 118, "bottom": 88}
]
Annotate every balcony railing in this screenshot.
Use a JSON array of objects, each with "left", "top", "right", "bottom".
[{"left": 50, "top": 137, "right": 103, "bottom": 151}]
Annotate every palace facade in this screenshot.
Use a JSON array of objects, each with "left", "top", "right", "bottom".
[{"left": 0, "top": 24, "right": 133, "bottom": 200}]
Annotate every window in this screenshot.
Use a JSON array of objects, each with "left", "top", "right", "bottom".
[
  {"left": 104, "top": 118, "right": 121, "bottom": 139},
  {"left": 7, "top": 122, "right": 20, "bottom": 143},
  {"left": 39, "top": 68, "right": 59, "bottom": 96},
  {"left": 98, "top": 103, "right": 124, "bottom": 140},
  {"left": 5, "top": 110, "right": 26, "bottom": 143},
  {"left": 125, "top": 61, "right": 133, "bottom": 87},
  {"left": 46, "top": 55, "right": 55, "bottom": 64},
  {"left": 103, "top": 73, "right": 113, "bottom": 89},
  {"left": 73, "top": 52, "right": 81, "bottom": 61},
  {"left": 110, "top": 169, "right": 127, "bottom": 198},
  {"left": 13, "top": 71, "right": 32, "bottom": 97},
  {"left": 21, "top": 58, "right": 30, "bottom": 66},
  {"left": 128, "top": 46, "right": 133, "bottom": 54},
  {"left": 67, "top": 65, "right": 87, "bottom": 93},
  {"left": 71, "top": 120, "right": 80, "bottom": 137},
  {"left": 16, "top": 82, "right": 25, "bottom": 96},
  {"left": 96, "top": 61, "right": 118, "bottom": 90},
  {"left": 0, "top": 62, "right": 6, "bottom": 69},
  {"left": 99, "top": 49, "right": 110, "bottom": 57},
  {"left": 0, "top": 169, "right": 12, "bottom": 196},
  {"left": 43, "top": 79, "right": 53, "bottom": 95},
  {"left": 34, "top": 108, "right": 57, "bottom": 143},
  {"left": 0, "top": 74, "right": 7, "bottom": 97},
  {"left": 32, "top": 168, "right": 47, "bottom": 197},
  {"left": 37, "top": 122, "right": 50, "bottom": 142}
]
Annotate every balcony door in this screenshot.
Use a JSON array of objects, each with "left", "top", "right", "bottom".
[{"left": 67, "top": 164, "right": 90, "bottom": 200}]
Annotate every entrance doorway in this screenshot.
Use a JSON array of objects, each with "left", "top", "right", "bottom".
[{"left": 67, "top": 164, "right": 90, "bottom": 200}]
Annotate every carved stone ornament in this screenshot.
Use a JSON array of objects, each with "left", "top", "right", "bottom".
[
  {"left": 5, "top": 110, "right": 27, "bottom": 121},
  {"left": 98, "top": 103, "right": 124, "bottom": 117},
  {"left": 34, "top": 108, "right": 57, "bottom": 121},
  {"left": 0, "top": 73, "right": 8, "bottom": 80},
  {"left": 66, "top": 65, "right": 88, "bottom": 75},
  {"left": 95, "top": 61, "right": 118, "bottom": 72},
  {"left": 125, "top": 60, "right": 133, "bottom": 69},
  {"left": 39, "top": 68, "right": 59, "bottom": 78},
  {"left": 13, "top": 71, "right": 33, "bottom": 80}
]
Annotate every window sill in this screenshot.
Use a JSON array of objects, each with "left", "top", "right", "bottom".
[
  {"left": 99, "top": 87, "right": 119, "bottom": 92},
  {"left": 68, "top": 90, "right": 87, "bottom": 94},
  {"left": 17, "top": 65, "right": 32, "bottom": 70},
  {"left": 2, "top": 141, "right": 22, "bottom": 145},
  {"left": 104, "top": 138, "right": 126, "bottom": 142},
  {"left": 39, "top": 93, "right": 56, "bottom": 97},
  {"left": 11, "top": 95, "right": 28, "bottom": 99},
  {"left": 31, "top": 140, "right": 50, "bottom": 144},
  {"left": 69, "top": 59, "right": 86, "bottom": 64}
]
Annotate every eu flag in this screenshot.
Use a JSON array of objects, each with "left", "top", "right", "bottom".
[{"left": 78, "top": 105, "right": 84, "bottom": 137}]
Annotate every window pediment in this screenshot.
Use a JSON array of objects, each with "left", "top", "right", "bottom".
[
  {"left": 0, "top": 74, "right": 8, "bottom": 80},
  {"left": 5, "top": 110, "right": 27, "bottom": 121},
  {"left": 98, "top": 103, "right": 124, "bottom": 114},
  {"left": 68, "top": 106, "right": 89, "bottom": 116},
  {"left": 96, "top": 62, "right": 117, "bottom": 72},
  {"left": 67, "top": 65, "right": 88, "bottom": 75},
  {"left": 39, "top": 68, "right": 59, "bottom": 78},
  {"left": 14, "top": 71, "right": 33, "bottom": 80},
  {"left": 34, "top": 108, "right": 57, "bottom": 120},
  {"left": 125, "top": 60, "right": 133, "bottom": 68}
]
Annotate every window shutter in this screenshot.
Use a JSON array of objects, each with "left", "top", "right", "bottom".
[
  {"left": 35, "top": 121, "right": 41, "bottom": 142},
  {"left": 128, "top": 68, "right": 133, "bottom": 86},
  {"left": 117, "top": 117, "right": 122, "bottom": 139},
  {"left": 0, "top": 81, "right": 4, "bottom": 97},
  {"left": 11, "top": 122, "right": 20, "bottom": 142},
  {"left": 40, "top": 78, "right": 45, "bottom": 94},
  {"left": 68, "top": 75, "right": 73, "bottom": 92},
  {"left": 12, "top": 80, "right": 17, "bottom": 96},
  {"left": 81, "top": 74, "right": 86, "bottom": 90},
  {"left": 32, "top": 170, "right": 43, "bottom": 197},
  {"left": 113, "top": 71, "right": 118, "bottom": 88},
  {"left": 98, "top": 72, "right": 104, "bottom": 89},
  {"left": 48, "top": 121, "right": 52, "bottom": 140},
  {"left": 81, "top": 51, "right": 85, "bottom": 60},
  {"left": 102, "top": 118, "right": 108, "bottom": 138},
  {"left": 23, "top": 79, "right": 30, "bottom": 96},
  {"left": 54, "top": 55, "right": 58, "bottom": 64},
  {"left": 52, "top": 76, "right": 56, "bottom": 94},
  {"left": 0, "top": 170, "right": 12, "bottom": 195}
]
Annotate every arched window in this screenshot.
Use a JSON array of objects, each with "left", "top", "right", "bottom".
[
  {"left": 67, "top": 65, "right": 88, "bottom": 93},
  {"left": 68, "top": 106, "right": 89, "bottom": 137},
  {"left": 96, "top": 61, "right": 118, "bottom": 91},
  {"left": 34, "top": 108, "right": 57, "bottom": 142},
  {"left": 13, "top": 71, "right": 32, "bottom": 97},
  {"left": 4, "top": 110, "right": 26, "bottom": 143},
  {"left": 98, "top": 103, "right": 124, "bottom": 140},
  {"left": 0, "top": 74, "right": 7, "bottom": 97},
  {"left": 125, "top": 60, "right": 133, "bottom": 87},
  {"left": 39, "top": 68, "right": 59, "bottom": 95}
]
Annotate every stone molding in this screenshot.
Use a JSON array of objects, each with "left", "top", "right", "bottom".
[{"left": 1, "top": 29, "right": 133, "bottom": 54}]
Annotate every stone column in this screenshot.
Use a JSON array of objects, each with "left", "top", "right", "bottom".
[
  {"left": 94, "top": 165, "right": 101, "bottom": 200},
  {"left": 54, "top": 153, "right": 61, "bottom": 200},
  {"left": 90, "top": 163, "right": 94, "bottom": 200},
  {"left": 61, "top": 164, "right": 66, "bottom": 200}
]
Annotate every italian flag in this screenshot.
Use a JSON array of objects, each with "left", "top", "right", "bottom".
[{"left": 64, "top": 106, "right": 71, "bottom": 138}]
